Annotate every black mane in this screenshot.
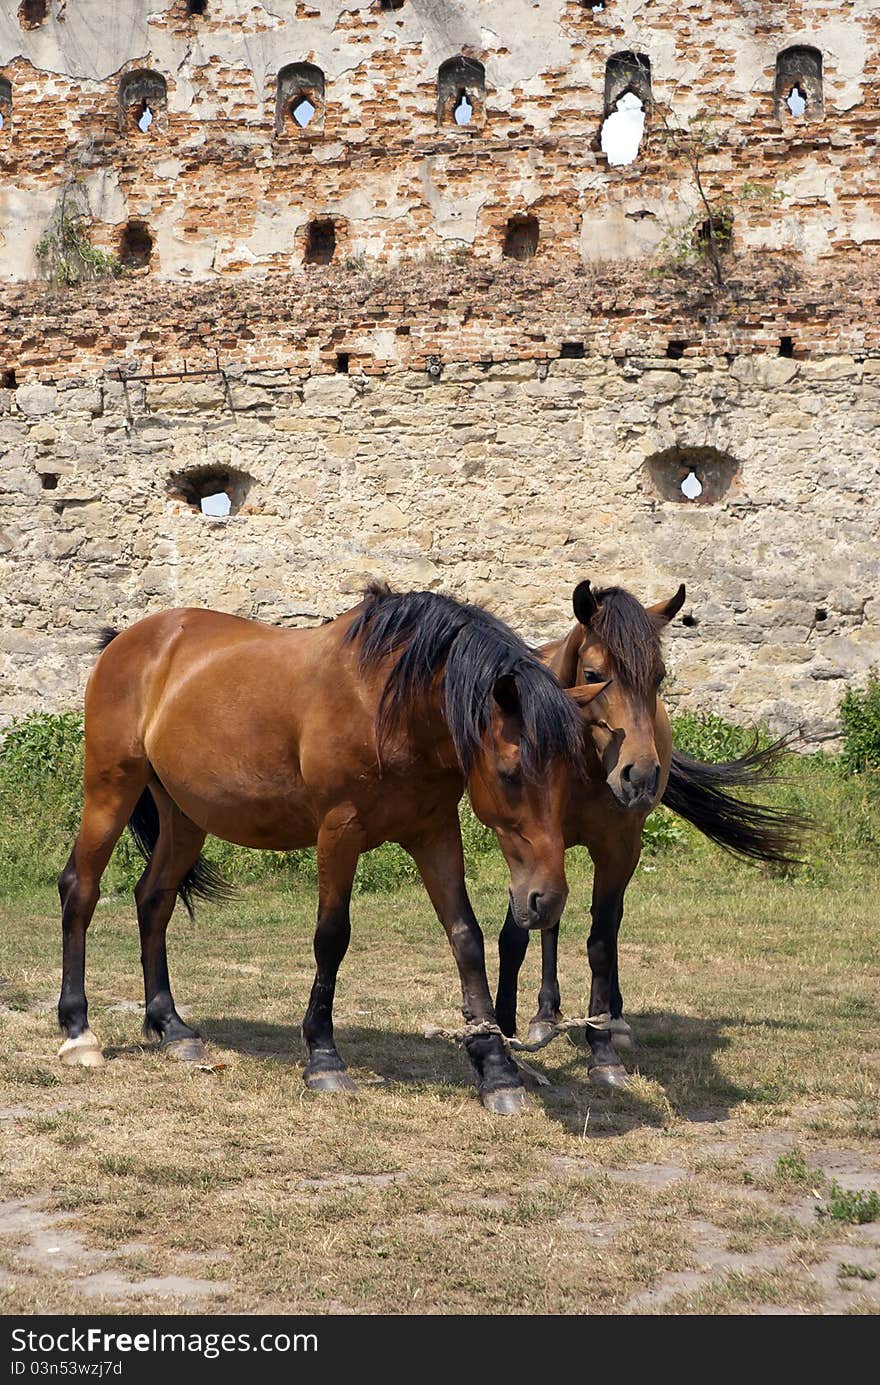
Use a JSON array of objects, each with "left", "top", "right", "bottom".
[
  {"left": 346, "top": 584, "right": 583, "bottom": 778},
  {"left": 591, "top": 587, "right": 665, "bottom": 698}
]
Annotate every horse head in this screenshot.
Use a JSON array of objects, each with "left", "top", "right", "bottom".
[
  {"left": 467, "top": 672, "right": 607, "bottom": 931},
  {"left": 552, "top": 579, "right": 685, "bottom": 812}
]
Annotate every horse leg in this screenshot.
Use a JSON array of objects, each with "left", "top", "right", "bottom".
[
  {"left": 495, "top": 904, "right": 529, "bottom": 1038},
  {"left": 608, "top": 932, "right": 634, "bottom": 1051},
  {"left": 301, "top": 819, "right": 360, "bottom": 1094},
  {"left": 135, "top": 783, "right": 207, "bottom": 1061},
  {"left": 409, "top": 828, "right": 528, "bottom": 1114},
  {"left": 58, "top": 764, "right": 148, "bottom": 1066},
  {"left": 585, "top": 834, "right": 640, "bottom": 1089},
  {"left": 526, "top": 923, "right": 562, "bottom": 1046}
]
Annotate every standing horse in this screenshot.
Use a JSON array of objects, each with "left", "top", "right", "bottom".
[
  {"left": 495, "top": 580, "right": 805, "bottom": 1089},
  {"left": 57, "top": 585, "right": 603, "bottom": 1114}
]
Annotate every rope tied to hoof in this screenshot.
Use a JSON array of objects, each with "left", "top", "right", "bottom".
[{"left": 423, "top": 1013, "right": 611, "bottom": 1055}]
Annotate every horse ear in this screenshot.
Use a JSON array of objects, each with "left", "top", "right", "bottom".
[
  {"left": 648, "top": 583, "right": 686, "bottom": 625},
  {"left": 492, "top": 673, "right": 521, "bottom": 717},
  {"left": 567, "top": 680, "right": 611, "bottom": 710},
  {"left": 572, "top": 580, "right": 599, "bottom": 627}
]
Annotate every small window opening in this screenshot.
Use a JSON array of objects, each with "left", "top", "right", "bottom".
[
  {"left": 680, "top": 470, "right": 703, "bottom": 501},
  {"left": 276, "top": 63, "right": 325, "bottom": 135},
  {"left": 438, "top": 57, "right": 485, "bottom": 128},
  {"left": 503, "top": 214, "right": 539, "bottom": 261},
  {"left": 291, "top": 96, "right": 316, "bottom": 128},
  {"left": 601, "top": 90, "right": 645, "bottom": 166},
  {"left": 120, "top": 71, "right": 167, "bottom": 134},
  {"left": 169, "top": 467, "right": 252, "bottom": 517},
  {"left": 814, "top": 608, "right": 828, "bottom": 623},
  {"left": 1, "top": 368, "right": 17, "bottom": 389},
  {"left": 18, "top": 0, "right": 48, "bottom": 29},
  {"left": 560, "top": 342, "right": 585, "bottom": 359},
  {"left": 646, "top": 445, "right": 739, "bottom": 505},
  {"left": 779, "top": 335, "right": 794, "bottom": 358},
  {"left": 786, "top": 85, "right": 807, "bottom": 117},
  {"left": 666, "top": 340, "right": 685, "bottom": 360},
  {"left": 380, "top": 0, "right": 405, "bottom": 9},
  {"left": 681, "top": 613, "right": 699, "bottom": 628},
  {"left": 40, "top": 473, "right": 59, "bottom": 491},
  {"left": 120, "top": 220, "right": 152, "bottom": 269},
  {"left": 588, "top": 1, "right": 605, "bottom": 10},
  {"left": 335, "top": 352, "right": 350, "bottom": 374},
  {"left": 0, "top": 78, "right": 9, "bottom": 133},
  {"left": 187, "top": 0, "right": 208, "bottom": 13},
  {"left": 305, "top": 219, "right": 336, "bottom": 266},
  {"left": 775, "top": 47, "right": 823, "bottom": 120},
  {"left": 453, "top": 90, "right": 472, "bottom": 126}
]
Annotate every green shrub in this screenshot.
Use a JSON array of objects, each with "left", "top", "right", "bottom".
[
  {"left": 641, "top": 805, "right": 686, "bottom": 855},
  {"left": 820, "top": 1180, "right": 880, "bottom": 1226},
  {"left": 840, "top": 672, "right": 880, "bottom": 775},
  {"left": 670, "top": 710, "right": 768, "bottom": 763}
]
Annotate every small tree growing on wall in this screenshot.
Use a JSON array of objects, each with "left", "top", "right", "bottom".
[
  {"left": 35, "top": 183, "right": 122, "bottom": 285},
  {"left": 652, "top": 105, "right": 785, "bottom": 290}
]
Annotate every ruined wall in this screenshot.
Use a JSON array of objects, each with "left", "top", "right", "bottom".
[
  {"left": 1, "top": 2, "right": 879, "bottom": 738},
  {"left": 1, "top": 1, "right": 878, "bottom": 277}
]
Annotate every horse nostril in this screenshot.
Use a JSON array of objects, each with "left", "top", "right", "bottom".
[
  {"left": 620, "top": 763, "right": 633, "bottom": 784},
  {"left": 651, "top": 765, "right": 661, "bottom": 796},
  {"left": 527, "top": 891, "right": 543, "bottom": 921}
]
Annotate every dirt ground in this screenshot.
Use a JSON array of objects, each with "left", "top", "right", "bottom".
[{"left": 1, "top": 853, "right": 878, "bottom": 1315}]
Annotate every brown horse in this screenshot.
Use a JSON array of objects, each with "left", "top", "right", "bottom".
[
  {"left": 57, "top": 584, "right": 606, "bottom": 1113},
  {"left": 495, "top": 580, "right": 805, "bottom": 1088}
]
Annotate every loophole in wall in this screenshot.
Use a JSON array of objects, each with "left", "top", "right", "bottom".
[
  {"left": 503, "top": 214, "right": 539, "bottom": 261},
  {"left": 645, "top": 446, "right": 740, "bottom": 504},
  {"left": 168, "top": 467, "right": 253, "bottom": 517}
]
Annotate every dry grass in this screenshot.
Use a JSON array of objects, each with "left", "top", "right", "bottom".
[{"left": 1, "top": 848, "right": 878, "bottom": 1315}]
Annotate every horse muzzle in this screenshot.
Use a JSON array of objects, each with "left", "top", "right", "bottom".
[
  {"left": 508, "top": 885, "right": 568, "bottom": 931},
  {"left": 609, "top": 760, "right": 661, "bottom": 812}
]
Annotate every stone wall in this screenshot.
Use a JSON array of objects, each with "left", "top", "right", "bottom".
[{"left": 2, "top": 343, "right": 878, "bottom": 742}]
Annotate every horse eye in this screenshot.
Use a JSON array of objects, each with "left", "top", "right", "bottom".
[
  {"left": 581, "top": 669, "right": 605, "bottom": 685},
  {"left": 499, "top": 766, "right": 522, "bottom": 785}
]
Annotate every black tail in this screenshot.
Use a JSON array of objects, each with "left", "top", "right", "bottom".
[
  {"left": 127, "top": 788, "right": 234, "bottom": 919},
  {"left": 662, "top": 738, "right": 808, "bottom": 866}
]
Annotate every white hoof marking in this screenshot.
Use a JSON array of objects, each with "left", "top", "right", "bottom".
[{"left": 58, "top": 1032, "right": 105, "bottom": 1067}]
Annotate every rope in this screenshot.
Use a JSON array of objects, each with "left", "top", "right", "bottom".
[{"left": 423, "top": 1013, "right": 611, "bottom": 1055}]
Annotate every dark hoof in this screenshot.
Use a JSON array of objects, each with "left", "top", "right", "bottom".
[
  {"left": 161, "top": 1036, "right": 206, "bottom": 1063},
  {"left": 304, "top": 1068, "right": 357, "bottom": 1093},
  {"left": 589, "top": 1062, "right": 630, "bottom": 1090},
  {"left": 526, "top": 1019, "right": 557, "bottom": 1047},
  {"left": 609, "top": 1018, "right": 634, "bottom": 1052},
  {"left": 481, "top": 1086, "right": 531, "bottom": 1115}
]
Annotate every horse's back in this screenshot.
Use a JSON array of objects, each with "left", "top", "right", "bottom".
[{"left": 83, "top": 605, "right": 382, "bottom": 850}]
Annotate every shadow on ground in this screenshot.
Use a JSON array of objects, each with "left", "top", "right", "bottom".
[{"left": 194, "top": 1009, "right": 801, "bottom": 1135}]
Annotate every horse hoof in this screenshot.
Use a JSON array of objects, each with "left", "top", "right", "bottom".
[
  {"left": 304, "top": 1069, "right": 357, "bottom": 1094},
  {"left": 609, "top": 1019, "right": 634, "bottom": 1052},
  {"left": 589, "top": 1063, "right": 630, "bottom": 1090},
  {"left": 161, "top": 1037, "right": 206, "bottom": 1063},
  {"left": 58, "top": 1032, "right": 105, "bottom": 1068},
  {"left": 481, "top": 1086, "right": 531, "bottom": 1115},
  {"left": 526, "top": 1019, "right": 557, "bottom": 1047}
]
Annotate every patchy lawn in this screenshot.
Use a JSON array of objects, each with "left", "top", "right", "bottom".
[{"left": 1, "top": 848, "right": 878, "bottom": 1315}]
